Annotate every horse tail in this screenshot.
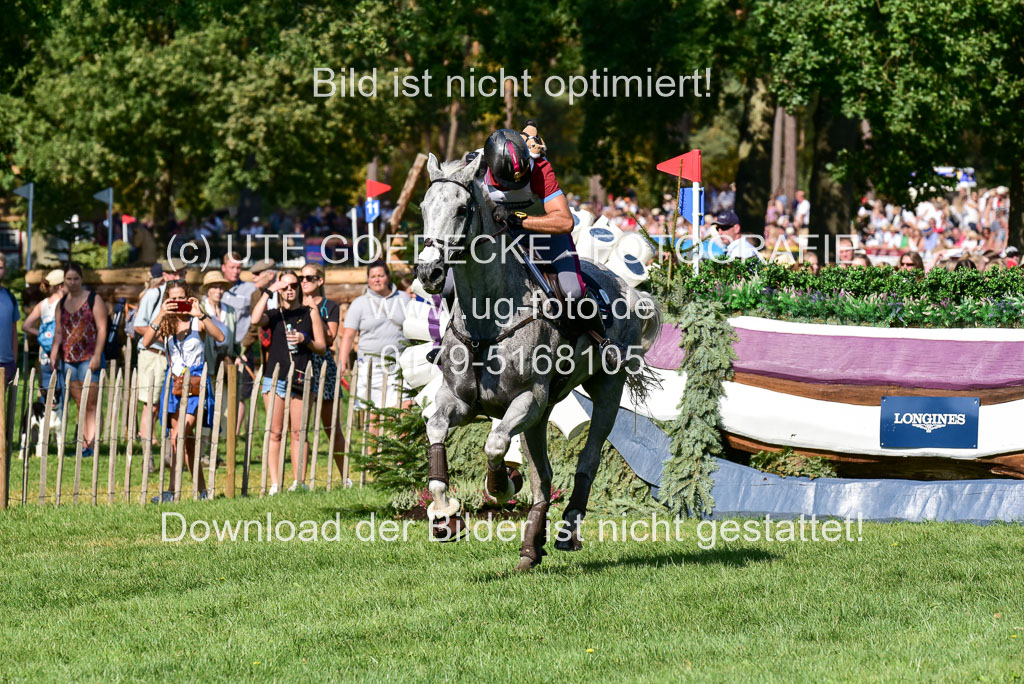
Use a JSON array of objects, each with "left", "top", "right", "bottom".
[
  {"left": 622, "top": 289, "right": 663, "bottom": 413},
  {"left": 634, "top": 291, "right": 662, "bottom": 353}
]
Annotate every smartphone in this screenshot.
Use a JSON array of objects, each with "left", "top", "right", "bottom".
[{"left": 169, "top": 299, "right": 191, "bottom": 313}]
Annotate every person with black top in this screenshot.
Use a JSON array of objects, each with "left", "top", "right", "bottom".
[
  {"left": 251, "top": 271, "right": 325, "bottom": 495},
  {"left": 299, "top": 263, "right": 346, "bottom": 480}
]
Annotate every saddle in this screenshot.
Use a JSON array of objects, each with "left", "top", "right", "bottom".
[{"left": 537, "top": 266, "right": 613, "bottom": 333}]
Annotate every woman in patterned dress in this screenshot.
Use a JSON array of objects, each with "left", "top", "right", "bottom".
[{"left": 49, "top": 263, "right": 107, "bottom": 458}]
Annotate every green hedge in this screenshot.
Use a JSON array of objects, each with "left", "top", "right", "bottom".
[
  {"left": 354, "top": 405, "right": 659, "bottom": 516},
  {"left": 70, "top": 241, "right": 132, "bottom": 270},
  {"left": 648, "top": 260, "right": 1024, "bottom": 328}
]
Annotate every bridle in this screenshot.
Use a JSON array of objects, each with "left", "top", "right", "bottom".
[
  {"left": 422, "top": 177, "right": 511, "bottom": 262},
  {"left": 422, "top": 177, "right": 480, "bottom": 262}
]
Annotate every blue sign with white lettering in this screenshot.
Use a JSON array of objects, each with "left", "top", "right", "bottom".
[
  {"left": 365, "top": 198, "right": 380, "bottom": 223},
  {"left": 879, "top": 396, "right": 979, "bottom": 449},
  {"left": 678, "top": 187, "right": 705, "bottom": 225}
]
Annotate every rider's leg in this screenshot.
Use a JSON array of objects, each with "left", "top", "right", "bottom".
[{"left": 548, "top": 243, "right": 610, "bottom": 344}]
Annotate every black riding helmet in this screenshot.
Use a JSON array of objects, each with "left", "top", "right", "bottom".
[{"left": 484, "top": 129, "right": 531, "bottom": 190}]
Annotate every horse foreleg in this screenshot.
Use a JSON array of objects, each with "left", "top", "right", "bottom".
[
  {"left": 556, "top": 376, "right": 624, "bottom": 552},
  {"left": 485, "top": 392, "right": 541, "bottom": 503},
  {"left": 426, "top": 385, "right": 472, "bottom": 541},
  {"left": 515, "top": 422, "right": 552, "bottom": 572}
]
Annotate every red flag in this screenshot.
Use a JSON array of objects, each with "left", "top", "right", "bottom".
[
  {"left": 366, "top": 179, "right": 392, "bottom": 198},
  {"left": 121, "top": 213, "right": 137, "bottom": 225},
  {"left": 656, "top": 150, "right": 702, "bottom": 183}
]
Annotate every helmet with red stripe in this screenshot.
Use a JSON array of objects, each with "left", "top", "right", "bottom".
[{"left": 484, "top": 129, "right": 531, "bottom": 190}]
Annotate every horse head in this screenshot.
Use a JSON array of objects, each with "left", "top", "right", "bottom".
[{"left": 415, "top": 152, "right": 490, "bottom": 293}]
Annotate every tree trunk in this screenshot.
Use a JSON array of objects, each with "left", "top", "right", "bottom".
[
  {"left": 782, "top": 111, "right": 798, "bottom": 202},
  {"left": 154, "top": 165, "right": 174, "bottom": 232},
  {"left": 771, "top": 106, "right": 784, "bottom": 193},
  {"left": 734, "top": 77, "right": 775, "bottom": 235},
  {"left": 504, "top": 80, "right": 515, "bottom": 129},
  {"left": 807, "top": 95, "right": 859, "bottom": 263},
  {"left": 588, "top": 175, "right": 606, "bottom": 208},
  {"left": 445, "top": 99, "right": 460, "bottom": 162}
]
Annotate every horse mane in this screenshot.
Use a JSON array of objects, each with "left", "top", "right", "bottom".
[{"left": 439, "top": 158, "right": 467, "bottom": 175}]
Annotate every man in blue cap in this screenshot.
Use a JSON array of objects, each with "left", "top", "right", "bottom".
[{"left": 711, "top": 210, "right": 763, "bottom": 261}]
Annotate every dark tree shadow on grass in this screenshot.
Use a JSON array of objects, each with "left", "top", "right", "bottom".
[
  {"left": 469, "top": 547, "right": 779, "bottom": 582},
  {"left": 317, "top": 503, "right": 394, "bottom": 519}
]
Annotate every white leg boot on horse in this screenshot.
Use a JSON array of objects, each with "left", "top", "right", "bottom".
[{"left": 425, "top": 386, "right": 472, "bottom": 542}]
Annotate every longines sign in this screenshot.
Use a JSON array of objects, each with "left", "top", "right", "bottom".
[{"left": 880, "top": 396, "right": 979, "bottom": 449}]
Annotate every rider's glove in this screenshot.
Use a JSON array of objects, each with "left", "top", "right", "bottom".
[{"left": 493, "top": 206, "right": 527, "bottom": 230}]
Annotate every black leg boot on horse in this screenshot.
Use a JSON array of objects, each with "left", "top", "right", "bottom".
[{"left": 555, "top": 473, "right": 592, "bottom": 551}]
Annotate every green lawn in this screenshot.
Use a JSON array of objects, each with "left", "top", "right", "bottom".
[{"left": 0, "top": 488, "right": 1022, "bottom": 681}]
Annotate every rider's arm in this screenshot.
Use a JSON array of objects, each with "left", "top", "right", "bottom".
[
  {"left": 521, "top": 158, "right": 573, "bottom": 235},
  {"left": 521, "top": 193, "right": 573, "bottom": 235}
]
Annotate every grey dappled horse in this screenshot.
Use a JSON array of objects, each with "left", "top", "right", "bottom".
[{"left": 415, "top": 153, "right": 661, "bottom": 571}]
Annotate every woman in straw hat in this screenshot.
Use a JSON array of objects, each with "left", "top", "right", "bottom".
[{"left": 199, "top": 270, "right": 237, "bottom": 371}]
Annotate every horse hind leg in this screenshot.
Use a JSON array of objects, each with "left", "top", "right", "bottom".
[
  {"left": 426, "top": 385, "right": 473, "bottom": 541},
  {"left": 555, "top": 374, "right": 625, "bottom": 552},
  {"left": 484, "top": 391, "right": 540, "bottom": 504},
  {"left": 515, "top": 421, "right": 552, "bottom": 572}
]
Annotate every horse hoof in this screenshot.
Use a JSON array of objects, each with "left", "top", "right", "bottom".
[
  {"left": 430, "top": 514, "right": 467, "bottom": 542},
  {"left": 554, "top": 537, "right": 583, "bottom": 552},
  {"left": 514, "top": 556, "right": 539, "bottom": 572}
]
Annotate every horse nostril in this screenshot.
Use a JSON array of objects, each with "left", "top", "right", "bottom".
[{"left": 428, "top": 267, "right": 444, "bottom": 283}]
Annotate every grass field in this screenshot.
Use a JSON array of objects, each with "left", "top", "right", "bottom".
[{"left": 1, "top": 487, "right": 1022, "bottom": 681}]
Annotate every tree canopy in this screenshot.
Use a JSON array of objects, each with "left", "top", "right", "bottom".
[{"left": 1, "top": 0, "right": 1021, "bottom": 243}]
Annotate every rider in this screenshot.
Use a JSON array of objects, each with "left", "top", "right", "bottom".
[{"left": 480, "top": 126, "right": 613, "bottom": 355}]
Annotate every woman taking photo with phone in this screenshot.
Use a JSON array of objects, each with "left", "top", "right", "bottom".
[
  {"left": 49, "top": 263, "right": 107, "bottom": 458},
  {"left": 299, "top": 264, "right": 346, "bottom": 479},
  {"left": 141, "top": 280, "right": 226, "bottom": 502},
  {"left": 252, "top": 271, "right": 325, "bottom": 495}
]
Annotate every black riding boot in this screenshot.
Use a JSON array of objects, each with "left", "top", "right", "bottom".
[{"left": 567, "top": 295, "right": 619, "bottom": 369}]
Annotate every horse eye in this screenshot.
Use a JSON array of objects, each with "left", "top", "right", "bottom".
[{"left": 455, "top": 206, "right": 467, "bottom": 217}]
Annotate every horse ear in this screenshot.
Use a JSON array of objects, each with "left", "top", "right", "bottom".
[{"left": 426, "top": 153, "right": 443, "bottom": 182}]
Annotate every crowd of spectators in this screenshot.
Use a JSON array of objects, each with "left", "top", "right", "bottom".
[{"left": 560, "top": 181, "right": 1014, "bottom": 273}]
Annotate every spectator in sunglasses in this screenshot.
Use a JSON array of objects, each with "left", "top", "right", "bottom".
[
  {"left": 251, "top": 271, "right": 326, "bottom": 495},
  {"left": 899, "top": 252, "right": 924, "bottom": 271},
  {"left": 299, "top": 264, "right": 346, "bottom": 479}
]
